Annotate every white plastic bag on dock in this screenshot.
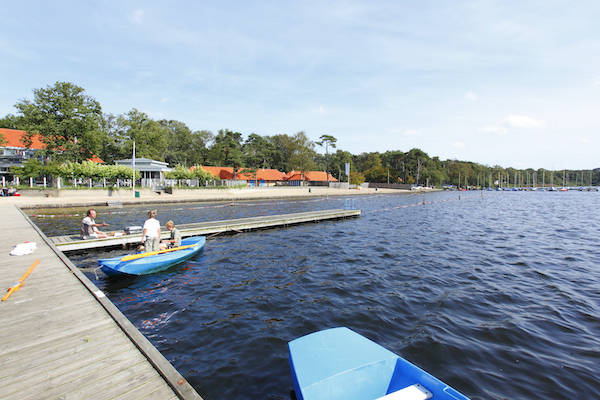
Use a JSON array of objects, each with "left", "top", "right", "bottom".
[{"left": 10, "top": 242, "right": 37, "bottom": 256}]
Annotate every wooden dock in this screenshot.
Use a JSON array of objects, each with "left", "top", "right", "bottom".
[
  {"left": 0, "top": 205, "right": 203, "bottom": 400},
  {"left": 50, "top": 209, "right": 361, "bottom": 252}
]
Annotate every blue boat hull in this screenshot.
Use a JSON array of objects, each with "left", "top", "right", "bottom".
[
  {"left": 98, "top": 236, "right": 206, "bottom": 276},
  {"left": 289, "top": 327, "right": 470, "bottom": 400}
]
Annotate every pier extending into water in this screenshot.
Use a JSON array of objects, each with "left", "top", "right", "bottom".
[
  {"left": 0, "top": 204, "right": 202, "bottom": 400},
  {"left": 50, "top": 209, "right": 361, "bottom": 252}
]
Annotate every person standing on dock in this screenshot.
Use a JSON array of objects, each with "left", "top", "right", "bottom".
[
  {"left": 160, "top": 220, "right": 181, "bottom": 249},
  {"left": 142, "top": 209, "right": 160, "bottom": 252}
]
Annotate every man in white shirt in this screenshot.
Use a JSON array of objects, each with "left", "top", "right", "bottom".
[
  {"left": 142, "top": 209, "right": 161, "bottom": 252},
  {"left": 80, "top": 209, "right": 109, "bottom": 239}
]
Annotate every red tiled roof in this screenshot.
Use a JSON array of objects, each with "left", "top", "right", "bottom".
[
  {"left": 198, "top": 166, "right": 287, "bottom": 181},
  {"left": 89, "top": 155, "right": 104, "bottom": 163},
  {"left": 237, "top": 168, "right": 286, "bottom": 181},
  {"left": 0, "top": 128, "right": 104, "bottom": 163},
  {"left": 197, "top": 166, "right": 235, "bottom": 179},
  {"left": 0, "top": 128, "right": 45, "bottom": 149},
  {"left": 285, "top": 170, "right": 338, "bottom": 182}
]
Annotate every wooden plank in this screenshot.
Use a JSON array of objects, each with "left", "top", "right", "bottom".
[
  {"left": 111, "top": 375, "right": 178, "bottom": 400},
  {"left": 16, "top": 356, "right": 148, "bottom": 400},
  {"left": 13, "top": 206, "right": 203, "bottom": 400},
  {"left": 0, "top": 322, "right": 117, "bottom": 379},
  {"left": 78, "top": 360, "right": 176, "bottom": 400},
  {"left": 1, "top": 340, "right": 133, "bottom": 395},
  {"left": 0, "top": 205, "right": 202, "bottom": 400}
]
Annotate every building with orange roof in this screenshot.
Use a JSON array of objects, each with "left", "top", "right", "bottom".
[
  {"left": 0, "top": 128, "right": 104, "bottom": 179},
  {"left": 285, "top": 170, "right": 338, "bottom": 182},
  {"left": 1, "top": 128, "right": 45, "bottom": 179},
  {"left": 197, "top": 166, "right": 235, "bottom": 180},
  {"left": 196, "top": 166, "right": 287, "bottom": 186},
  {"left": 237, "top": 168, "right": 287, "bottom": 183}
]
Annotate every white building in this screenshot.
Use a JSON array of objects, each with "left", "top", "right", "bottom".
[{"left": 114, "top": 157, "right": 171, "bottom": 188}]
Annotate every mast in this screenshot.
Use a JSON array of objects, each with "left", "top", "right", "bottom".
[{"left": 132, "top": 140, "right": 136, "bottom": 197}]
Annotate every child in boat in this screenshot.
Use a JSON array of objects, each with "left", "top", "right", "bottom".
[
  {"left": 142, "top": 209, "right": 160, "bottom": 252},
  {"left": 160, "top": 220, "right": 182, "bottom": 250}
]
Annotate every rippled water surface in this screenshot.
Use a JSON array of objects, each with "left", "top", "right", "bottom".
[{"left": 30, "top": 191, "right": 600, "bottom": 399}]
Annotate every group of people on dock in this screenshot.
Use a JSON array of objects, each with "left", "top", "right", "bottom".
[
  {"left": 0, "top": 186, "right": 17, "bottom": 196},
  {"left": 80, "top": 208, "right": 181, "bottom": 252}
]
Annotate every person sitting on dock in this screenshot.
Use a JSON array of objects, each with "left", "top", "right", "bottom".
[
  {"left": 142, "top": 209, "right": 160, "bottom": 252},
  {"left": 80, "top": 209, "right": 110, "bottom": 239},
  {"left": 160, "top": 220, "right": 182, "bottom": 250}
]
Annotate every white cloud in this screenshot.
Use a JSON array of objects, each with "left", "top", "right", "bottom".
[
  {"left": 505, "top": 114, "right": 543, "bottom": 128},
  {"left": 482, "top": 125, "right": 508, "bottom": 135},
  {"left": 579, "top": 137, "right": 591, "bottom": 144},
  {"left": 453, "top": 141, "right": 465, "bottom": 148},
  {"left": 464, "top": 91, "right": 479, "bottom": 101},
  {"left": 129, "top": 9, "right": 144, "bottom": 25},
  {"left": 594, "top": 78, "right": 600, "bottom": 86}
]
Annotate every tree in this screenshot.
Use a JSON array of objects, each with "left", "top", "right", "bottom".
[
  {"left": 243, "top": 133, "right": 274, "bottom": 168},
  {"left": 0, "top": 114, "right": 21, "bottom": 130},
  {"left": 9, "top": 158, "right": 44, "bottom": 180},
  {"left": 116, "top": 109, "right": 169, "bottom": 161},
  {"left": 161, "top": 120, "right": 195, "bottom": 166},
  {"left": 329, "top": 150, "right": 353, "bottom": 181},
  {"left": 189, "top": 130, "right": 213, "bottom": 165},
  {"left": 269, "top": 134, "right": 298, "bottom": 172},
  {"left": 288, "top": 132, "right": 317, "bottom": 177},
  {"left": 350, "top": 171, "right": 365, "bottom": 185},
  {"left": 97, "top": 113, "right": 122, "bottom": 164},
  {"left": 364, "top": 165, "right": 388, "bottom": 182},
  {"left": 14, "top": 82, "right": 103, "bottom": 162},
  {"left": 316, "top": 134, "right": 337, "bottom": 183},
  {"left": 208, "top": 129, "right": 244, "bottom": 177}
]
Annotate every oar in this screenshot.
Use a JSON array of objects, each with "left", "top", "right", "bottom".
[
  {"left": 120, "top": 244, "right": 197, "bottom": 262},
  {"left": 2, "top": 259, "right": 40, "bottom": 302}
]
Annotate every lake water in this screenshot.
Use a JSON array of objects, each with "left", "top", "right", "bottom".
[{"left": 29, "top": 191, "right": 600, "bottom": 399}]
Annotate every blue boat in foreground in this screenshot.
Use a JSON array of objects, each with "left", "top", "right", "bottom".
[
  {"left": 289, "top": 327, "right": 470, "bottom": 400},
  {"left": 98, "top": 236, "right": 206, "bottom": 276}
]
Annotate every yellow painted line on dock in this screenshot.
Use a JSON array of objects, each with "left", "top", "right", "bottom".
[{"left": 0, "top": 205, "right": 203, "bottom": 400}]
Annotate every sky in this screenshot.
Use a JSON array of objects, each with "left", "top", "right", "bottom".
[{"left": 1, "top": 0, "right": 599, "bottom": 170}]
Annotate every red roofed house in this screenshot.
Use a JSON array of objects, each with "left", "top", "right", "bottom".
[
  {"left": 285, "top": 170, "right": 338, "bottom": 184},
  {"left": 0, "top": 128, "right": 103, "bottom": 181},
  {"left": 197, "top": 166, "right": 287, "bottom": 186},
  {"left": 198, "top": 166, "right": 235, "bottom": 180},
  {"left": 0, "top": 128, "right": 45, "bottom": 179},
  {"left": 237, "top": 168, "right": 287, "bottom": 186}
]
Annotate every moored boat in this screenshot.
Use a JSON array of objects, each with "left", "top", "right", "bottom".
[
  {"left": 288, "top": 327, "right": 469, "bottom": 400},
  {"left": 98, "top": 236, "right": 206, "bottom": 275}
]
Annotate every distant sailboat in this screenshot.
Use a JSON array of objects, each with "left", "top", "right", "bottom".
[{"left": 559, "top": 169, "right": 568, "bottom": 191}]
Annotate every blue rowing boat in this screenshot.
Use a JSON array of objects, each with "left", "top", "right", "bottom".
[
  {"left": 98, "top": 236, "right": 206, "bottom": 276},
  {"left": 289, "top": 327, "right": 470, "bottom": 400}
]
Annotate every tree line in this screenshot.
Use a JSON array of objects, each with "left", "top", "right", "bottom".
[{"left": 1, "top": 82, "right": 598, "bottom": 186}]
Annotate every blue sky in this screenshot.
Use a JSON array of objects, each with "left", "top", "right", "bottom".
[{"left": 1, "top": 1, "right": 599, "bottom": 169}]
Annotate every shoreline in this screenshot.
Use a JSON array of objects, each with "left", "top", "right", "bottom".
[{"left": 1, "top": 186, "right": 432, "bottom": 209}]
